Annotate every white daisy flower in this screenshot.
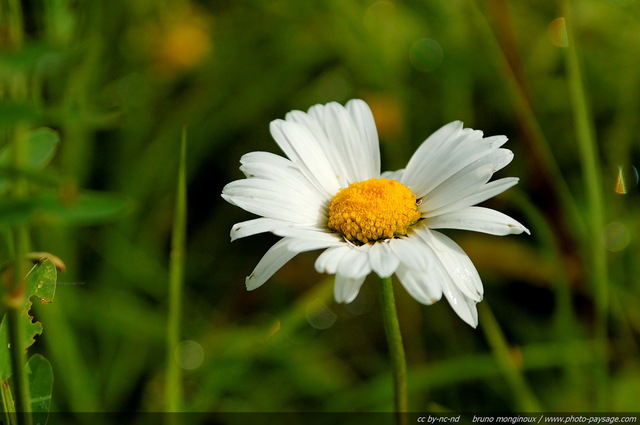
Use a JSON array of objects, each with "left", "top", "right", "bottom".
[{"left": 222, "top": 99, "right": 529, "bottom": 327}]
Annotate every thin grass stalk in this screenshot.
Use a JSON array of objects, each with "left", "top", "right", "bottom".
[
  {"left": 561, "top": 1, "right": 610, "bottom": 410},
  {"left": 4, "top": 0, "right": 32, "bottom": 408},
  {"left": 2, "top": 2, "right": 33, "bottom": 422},
  {"left": 165, "top": 127, "right": 188, "bottom": 416},
  {"left": 7, "top": 126, "right": 32, "bottom": 425},
  {"left": 479, "top": 303, "right": 540, "bottom": 411},
  {"left": 473, "top": 0, "right": 584, "bottom": 238},
  {"left": 511, "top": 192, "right": 583, "bottom": 392},
  {"left": 378, "top": 277, "right": 408, "bottom": 425}
]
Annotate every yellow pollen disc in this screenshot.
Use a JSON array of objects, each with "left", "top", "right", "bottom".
[{"left": 327, "top": 178, "right": 421, "bottom": 244}]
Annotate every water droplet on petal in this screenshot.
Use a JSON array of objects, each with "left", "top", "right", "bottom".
[{"left": 447, "top": 290, "right": 457, "bottom": 305}]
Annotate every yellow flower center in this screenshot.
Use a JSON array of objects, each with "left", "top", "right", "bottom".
[{"left": 327, "top": 178, "right": 421, "bottom": 244}]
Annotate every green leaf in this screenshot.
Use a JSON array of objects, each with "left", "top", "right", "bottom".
[
  {"left": 37, "top": 191, "right": 133, "bottom": 225},
  {"left": 26, "top": 354, "right": 53, "bottom": 415},
  {"left": 0, "top": 42, "right": 58, "bottom": 75},
  {"left": 0, "top": 191, "right": 133, "bottom": 226},
  {"left": 25, "top": 257, "right": 58, "bottom": 305},
  {"left": 24, "top": 128, "right": 60, "bottom": 171},
  {"left": 0, "top": 260, "right": 58, "bottom": 381},
  {"left": 0, "top": 102, "right": 40, "bottom": 125},
  {"left": 0, "top": 199, "right": 40, "bottom": 226},
  {"left": 0, "top": 379, "right": 16, "bottom": 424},
  {"left": 0, "top": 127, "right": 60, "bottom": 193}
]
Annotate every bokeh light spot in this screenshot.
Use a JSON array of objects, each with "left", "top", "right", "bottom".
[
  {"left": 175, "top": 340, "right": 205, "bottom": 370},
  {"left": 409, "top": 38, "right": 444, "bottom": 72},
  {"left": 305, "top": 299, "right": 337, "bottom": 329},
  {"left": 548, "top": 17, "right": 568, "bottom": 48},
  {"left": 603, "top": 222, "right": 631, "bottom": 252},
  {"left": 344, "top": 283, "right": 374, "bottom": 316}
]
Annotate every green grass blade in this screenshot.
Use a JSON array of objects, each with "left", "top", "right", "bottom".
[
  {"left": 165, "top": 126, "right": 188, "bottom": 415},
  {"left": 561, "top": 0, "right": 610, "bottom": 410}
]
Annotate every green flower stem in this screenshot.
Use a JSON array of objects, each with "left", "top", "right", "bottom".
[
  {"left": 562, "top": 0, "right": 609, "bottom": 410},
  {"left": 165, "top": 128, "right": 188, "bottom": 416},
  {"left": 378, "top": 277, "right": 408, "bottom": 425}
]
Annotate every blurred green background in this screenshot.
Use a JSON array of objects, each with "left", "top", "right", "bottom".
[{"left": 1, "top": 0, "right": 639, "bottom": 419}]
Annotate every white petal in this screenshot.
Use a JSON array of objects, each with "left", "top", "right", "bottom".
[
  {"left": 401, "top": 121, "right": 464, "bottom": 195},
  {"left": 368, "top": 241, "right": 400, "bottom": 278},
  {"left": 282, "top": 100, "right": 381, "bottom": 186},
  {"left": 222, "top": 179, "right": 323, "bottom": 224},
  {"left": 423, "top": 164, "right": 495, "bottom": 212},
  {"left": 231, "top": 217, "right": 290, "bottom": 241},
  {"left": 395, "top": 265, "right": 443, "bottom": 305},
  {"left": 239, "top": 151, "right": 301, "bottom": 181},
  {"left": 274, "top": 227, "right": 343, "bottom": 244},
  {"left": 337, "top": 246, "right": 372, "bottom": 279},
  {"left": 419, "top": 229, "right": 483, "bottom": 302},
  {"left": 245, "top": 238, "right": 297, "bottom": 291},
  {"left": 270, "top": 119, "right": 341, "bottom": 197},
  {"left": 421, "top": 149, "right": 514, "bottom": 214},
  {"left": 381, "top": 168, "right": 404, "bottom": 181},
  {"left": 418, "top": 134, "right": 508, "bottom": 196},
  {"left": 402, "top": 122, "right": 508, "bottom": 198},
  {"left": 482, "top": 148, "right": 515, "bottom": 173},
  {"left": 388, "top": 234, "right": 431, "bottom": 271},
  {"left": 315, "top": 245, "right": 352, "bottom": 275},
  {"left": 285, "top": 109, "right": 351, "bottom": 188},
  {"left": 287, "top": 237, "right": 343, "bottom": 253},
  {"left": 239, "top": 151, "right": 328, "bottom": 203},
  {"left": 246, "top": 237, "right": 339, "bottom": 291},
  {"left": 334, "top": 273, "right": 366, "bottom": 303},
  {"left": 423, "top": 177, "right": 520, "bottom": 218},
  {"left": 392, "top": 228, "right": 479, "bottom": 326},
  {"left": 322, "top": 102, "right": 378, "bottom": 182},
  {"left": 427, "top": 206, "right": 530, "bottom": 235},
  {"left": 346, "top": 99, "right": 381, "bottom": 178},
  {"left": 441, "top": 277, "right": 479, "bottom": 328}
]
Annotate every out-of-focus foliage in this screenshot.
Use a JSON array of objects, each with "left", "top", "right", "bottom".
[{"left": 0, "top": 0, "right": 638, "bottom": 420}]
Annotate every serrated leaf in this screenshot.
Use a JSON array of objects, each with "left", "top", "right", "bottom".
[{"left": 0, "top": 260, "right": 58, "bottom": 381}]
